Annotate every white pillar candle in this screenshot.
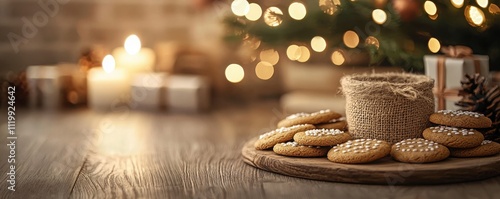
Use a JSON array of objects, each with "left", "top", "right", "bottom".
[
  {"left": 112, "top": 34, "right": 156, "bottom": 74},
  {"left": 87, "top": 55, "right": 129, "bottom": 110}
]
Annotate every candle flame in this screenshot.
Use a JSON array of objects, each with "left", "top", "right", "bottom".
[
  {"left": 102, "top": 55, "right": 115, "bottom": 73},
  {"left": 124, "top": 34, "right": 141, "bottom": 55}
]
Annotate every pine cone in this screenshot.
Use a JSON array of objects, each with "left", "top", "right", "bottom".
[{"left": 456, "top": 74, "right": 500, "bottom": 142}]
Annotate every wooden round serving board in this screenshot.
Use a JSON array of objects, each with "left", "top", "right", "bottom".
[{"left": 242, "top": 138, "right": 500, "bottom": 185}]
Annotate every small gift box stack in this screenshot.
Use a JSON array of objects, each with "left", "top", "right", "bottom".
[{"left": 424, "top": 45, "right": 489, "bottom": 111}]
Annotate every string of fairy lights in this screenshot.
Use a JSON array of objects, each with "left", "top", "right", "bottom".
[{"left": 224, "top": 0, "right": 498, "bottom": 83}]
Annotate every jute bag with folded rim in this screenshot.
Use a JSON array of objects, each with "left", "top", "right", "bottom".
[{"left": 340, "top": 73, "right": 435, "bottom": 143}]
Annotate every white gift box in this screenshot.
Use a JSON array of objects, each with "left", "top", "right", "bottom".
[
  {"left": 424, "top": 55, "right": 489, "bottom": 92},
  {"left": 130, "top": 73, "right": 168, "bottom": 110},
  {"left": 27, "top": 65, "right": 72, "bottom": 109},
  {"left": 165, "top": 75, "right": 210, "bottom": 112}
]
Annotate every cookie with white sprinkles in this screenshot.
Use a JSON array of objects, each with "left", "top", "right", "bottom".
[
  {"left": 391, "top": 138, "right": 450, "bottom": 163},
  {"left": 429, "top": 110, "right": 492, "bottom": 128},
  {"left": 327, "top": 139, "right": 391, "bottom": 164},
  {"left": 450, "top": 140, "right": 500, "bottom": 158},
  {"left": 254, "top": 124, "right": 315, "bottom": 150},
  {"left": 277, "top": 110, "right": 342, "bottom": 128},
  {"left": 315, "top": 117, "right": 348, "bottom": 131},
  {"left": 273, "top": 142, "right": 330, "bottom": 157},
  {"left": 422, "top": 126, "right": 484, "bottom": 148},
  {"left": 294, "top": 129, "right": 352, "bottom": 146}
]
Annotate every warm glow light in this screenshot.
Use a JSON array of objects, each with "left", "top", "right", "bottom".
[
  {"left": 289, "top": 2, "right": 307, "bottom": 20},
  {"left": 428, "top": 37, "right": 441, "bottom": 53},
  {"left": 365, "top": 36, "right": 380, "bottom": 49},
  {"left": 259, "top": 49, "right": 279, "bottom": 65},
  {"left": 372, "top": 9, "right": 387, "bottom": 24},
  {"left": 245, "top": 3, "right": 262, "bottom": 21},
  {"left": 343, "top": 31, "right": 359, "bottom": 48},
  {"left": 264, "top": 7, "right": 284, "bottom": 27},
  {"left": 451, "top": 0, "right": 464, "bottom": 8},
  {"left": 102, "top": 55, "right": 116, "bottom": 73},
  {"left": 489, "top": 4, "right": 500, "bottom": 14},
  {"left": 297, "top": 46, "right": 310, "bottom": 62},
  {"left": 424, "top": 1, "right": 437, "bottom": 16},
  {"left": 225, "top": 64, "right": 245, "bottom": 83},
  {"left": 311, "top": 36, "right": 327, "bottom": 52},
  {"left": 465, "top": 5, "right": 485, "bottom": 26},
  {"left": 124, "top": 35, "right": 141, "bottom": 55},
  {"left": 331, "top": 51, "right": 345, "bottom": 66},
  {"left": 286, "top": 45, "right": 302, "bottom": 61},
  {"left": 319, "top": 0, "right": 341, "bottom": 15},
  {"left": 231, "top": 0, "right": 250, "bottom": 16},
  {"left": 477, "top": 0, "right": 488, "bottom": 8},
  {"left": 255, "top": 61, "right": 274, "bottom": 80}
]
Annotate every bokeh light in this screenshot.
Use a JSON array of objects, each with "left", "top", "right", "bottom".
[
  {"left": 489, "top": 4, "right": 500, "bottom": 14},
  {"left": 311, "top": 36, "right": 327, "bottom": 52},
  {"left": 372, "top": 9, "right": 387, "bottom": 24},
  {"left": 259, "top": 49, "right": 279, "bottom": 65},
  {"left": 297, "top": 46, "right": 310, "bottom": 62},
  {"left": 428, "top": 37, "right": 441, "bottom": 53},
  {"left": 289, "top": 2, "right": 307, "bottom": 20},
  {"left": 231, "top": 0, "right": 250, "bottom": 16},
  {"left": 365, "top": 36, "right": 380, "bottom": 50},
  {"left": 225, "top": 64, "right": 245, "bottom": 83},
  {"left": 286, "top": 45, "right": 302, "bottom": 61},
  {"left": 477, "top": 0, "right": 489, "bottom": 8},
  {"left": 465, "top": 5, "right": 485, "bottom": 27},
  {"left": 264, "top": 7, "right": 284, "bottom": 27},
  {"left": 343, "top": 31, "right": 359, "bottom": 48},
  {"left": 245, "top": 3, "right": 262, "bottom": 21},
  {"left": 424, "top": 1, "right": 437, "bottom": 16},
  {"left": 331, "top": 50, "right": 345, "bottom": 66},
  {"left": 319, "top": 0, "right": 341, "bottom": 15},
  {"left": 451, "top": 0, "right": 464, "bottom": 8},
  {"left": 255, "top": 61, "right": 274, "bottom": 80}
]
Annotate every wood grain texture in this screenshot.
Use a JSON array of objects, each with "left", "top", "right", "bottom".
[
  {"left": 1, "top": 101, "right": 500, "bottom": 199},
  {"left": 243, "top": 138, "right": 500, "bottom": 185},
  {"left": 0, "top": 109, "right": 95, "bottom": 199}
]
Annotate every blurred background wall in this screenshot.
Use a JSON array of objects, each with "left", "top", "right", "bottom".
[{"left": 0, "top": 0, "right": 195, "bottom": 73}]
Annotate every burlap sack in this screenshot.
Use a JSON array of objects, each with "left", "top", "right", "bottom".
[{"left": 340, "top": 73, "right": 435, "bottom": 143}]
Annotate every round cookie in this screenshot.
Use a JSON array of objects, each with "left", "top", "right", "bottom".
[
  {"left": 293, "top": 129, "right": 352, "bottom": 146},
  {"left": 391, "top": 138, "right": 450, "bottom": 163},
  {"left": 277, "top": 110, "right": 342, "bottom": 128},
  {"left": 429, "top": 110, "right": 492, "bottom": 129},
  {"left": 450, "top": 140, "right": 500, "bottom": 158},
  {"left": 273, "top": 142, "right": 330, "bottom": 157},
  {"left": 315, "top": 117, "right": 348, "bottom": 131},
  {"left": 422, "top": 126, "right": 484, "bottom": 148},
  {"left": 254, "top": 124, "right": 315, "bottom": 150},
  {"left": 327, "top": 139, "right": 391, "bottom": 164}
]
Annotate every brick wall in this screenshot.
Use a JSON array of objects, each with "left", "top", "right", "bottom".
[{"left": 0, "top": 0, "right": 193, "bottom": 74}]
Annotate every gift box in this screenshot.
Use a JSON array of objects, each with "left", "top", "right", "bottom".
[
  {"left": 424, "top": 46, "right": 489, "bottom": 94},
  {"left": 27, "top": 65, "right": 72, "bottom": 109},
  {"left": 165, "top": 75, "right": 210, "bottom": 112},
  {"left": 130, "top": 73, "right": 168, "bottom": 110}
]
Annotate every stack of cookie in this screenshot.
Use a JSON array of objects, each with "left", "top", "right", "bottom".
[
  {"left": 422, "top": 110, "right": 500, "bottom": 158},
  {"left": 254, "top": 109, "right": 392, "bottom": 164}
]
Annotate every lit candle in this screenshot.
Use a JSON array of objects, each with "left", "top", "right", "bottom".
[
  {"left": 112, "top": 34, "right": 156, "bottom": 74},
  {"left": 87, "top": 55, "right": 129, "bottom": 110}
]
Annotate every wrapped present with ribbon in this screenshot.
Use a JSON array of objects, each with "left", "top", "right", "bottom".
[{"left": 424, "top": 45, "right": 489, "bottom": 95}]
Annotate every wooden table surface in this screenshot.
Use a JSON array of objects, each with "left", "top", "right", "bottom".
[{"left": 1, "top": 100, "right": 499, "bottom": 199}]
